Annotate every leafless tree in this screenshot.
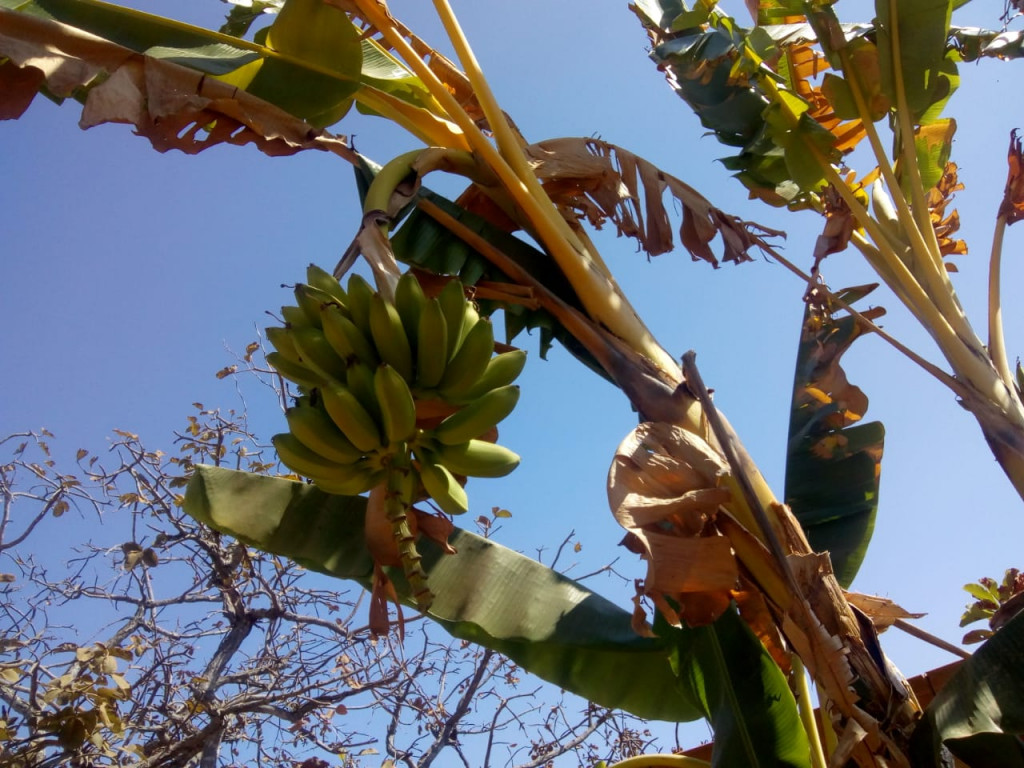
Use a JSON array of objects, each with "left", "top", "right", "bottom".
[{"left": 1, "top": 380, "right": 671, "bottom": 767}]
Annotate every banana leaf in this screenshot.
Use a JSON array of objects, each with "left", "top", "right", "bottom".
[
  {"left": 184, "top": 464, "right": 702, "bottom": 722},
  {"left": 910, "top": 610, "right": 1024, "bottom": 767},
  {"left": 631, "top": 1, "right": 1004, "bottom": 205},
  {"left": 0, "top": 0, "right": 437, "bottom": 128},
  {"left": 784, "top": 288, "right": 884, "bottom": 588},
  {"left": 664, "top": 610, "right": 811, "bottom": 768},
  {"left": 183, "top": 464, "right": 811, "bottom": 766}
]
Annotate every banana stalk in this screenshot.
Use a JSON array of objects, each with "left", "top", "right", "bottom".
[
  {"left": 384, "top": 451, "right": 433, "bottom": 610},
  {"left": 349, "top": 0, "right": 680, "bottom": 378}
]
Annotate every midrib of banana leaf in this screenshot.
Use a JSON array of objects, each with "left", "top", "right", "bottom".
[
  {"left": 0, "top": 0, "right": 434, "bottom": 128},
  {"left": 910, "top": 610, "right": 1024, "bottom": 768},
  {"left": 183, "top": 463, "right": 811, "bottom": 766},
  {"left": 784, "top": 290, "right": 883, "bottom": 589}
]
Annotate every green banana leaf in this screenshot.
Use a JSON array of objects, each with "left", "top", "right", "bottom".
[
  {"left": 784, "top": 288, "right": 884, "bottom": 588},
  {"left": 183, "top": 464, "right": 702, "bottom": 722},
  {"left": 876, "top": 0, "right": 955, "bottom": 124},
  {"left": 910, "top": 610, "right": 1024, "bottom": 767},
  {"left": 0, "top": 0, "right": 435, "bottom": 128},
  {"left": 664, "top": 610, "right": 811, "bottom": 768},
  {"left": 183, "top": 464, "right": 811, "bottom": 766}
]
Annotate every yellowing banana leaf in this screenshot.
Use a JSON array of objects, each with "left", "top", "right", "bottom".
[
  {"left": 183, "top": 465, "right": 702, "bottom": 722},
  {"left": 0, "top": 7, "right": 360, "bottom": 158},
  {"left": 1, "top": 0, "right": 363, "bottom": 126},
  {"left": 633, "top": 2, "right": 1003, "bottom": 206},
  {"left": 0, "top": 0, "right": 445, "bottom": 133},
  {"left": 910, "top": 610, "right": 1024, "bottom": 767},
  {"left": 784, "top": 287, "right": 885, "bottom": 588}
]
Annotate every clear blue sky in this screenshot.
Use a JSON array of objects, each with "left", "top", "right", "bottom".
[{"left": 2, "top": 0, "right": 1023, "bottom": 720}]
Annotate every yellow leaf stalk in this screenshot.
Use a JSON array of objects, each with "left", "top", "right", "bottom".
[{"left": 348, "top": 0, "right": 681, "bottom": 379}]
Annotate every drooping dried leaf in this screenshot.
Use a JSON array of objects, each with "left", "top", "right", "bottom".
[
  {"left": 525, "top": 138, "right": 782, "bottom": 264},
  {"left": 844, "top": 592, "right": 925, "bottom": 631},
  {"left": 609, "top": 422, "right": 735, "bottom": 626},
  {"left": 926, "top": 161, "right": 967, "bottom": 259},
  {"left": 813, "top": 185, "right": 857, "bottom": 264},
  {"left": 0, "top": 9, "right": 359, "bottom": 161},
  {"left": 1001, "top": 129, "right": 1024, "bottom": 225}
]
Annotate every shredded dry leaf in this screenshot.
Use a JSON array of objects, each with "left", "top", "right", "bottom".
[
  {"left": 844, "top": 592, "right": 925, "bottom": 632},
  {"left": 525, "top": 137, "right": 783, "bottom": 264},
  {"left": 608, "top": 422, "right": 737, "bottom": 627},
  {"left": 1001, "top": 129, "right": 1024, "bottom": 225}
]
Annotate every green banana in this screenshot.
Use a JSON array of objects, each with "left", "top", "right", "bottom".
[
  {"left": 312, "top": 465, "right": 386, "bottom": 496},
  {"left": 394, "top": 272, "right": 426, "bottom": 347},
  {"left": 369, "top": 293, "right": 414, "bottom": 382},
  {"left": 281, "top": 305, "right": 312, "bottom": 329},
  {"left": 265, "top": 326, "right": 303, "bottom": 365},
  {"left": 416, "top": 298, "right": 448, "bottom": 390},
  {"left": 346, "top": 273, "right": 375, "bottom": 336},
  {"left": 433, "top": 385, "right": 520, "bottom": 446},
  {"left": 374, "top": 363, "right": 417, "bottom": 445},
  {"left": 273, "top": 432, "right": 359, "bottom": 480},
  {"left": 305, "top": 263, "right": 348, "bottom": 304},
  {"left": 321, "top": 384, "right": 383, "bottom": 454},
  {"left": 416, "top": 455, "right": 470, "bottom": 515},
  {"left": 458, "top": 301, "right": 480, "bottom": 348},
  {"left": 266, "top": 352, "right": 322, "bottom": 390},
  {"left": 294, "top": 283, "right": 339, "bottom": 327},
  {"left": 289, "top": 326, "right": 348, "bottom": 382},
  {"left": 322, "top": 304, "right": 379, "bottom": 367},
  {"left": 462, "top": 348, "right": 528, "bottom": 399},
  {"left": 286, "top": 404, "right": 365, "bottom": 464},
  {"left": 345, "top": 362, "right": 382, "bottom": 421},
  {"left": 438, "top": 318, "right": 495, "bottom": 402},
  {"left": 437, "top": 278, "right": 467, "bottom": 361},
  {"left": 433, "top": 439, "right": 520, "bottom": 478}
]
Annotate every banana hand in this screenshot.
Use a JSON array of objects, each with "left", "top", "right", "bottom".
[
  {"left": 433, "top": 439, "right": 520, "bottom": 478},
  {"left": 374, "top": 363, "right": 418, "bottom": 445},
  {"left": 433, "top": 385, "right": 520, "bottom": 446}
]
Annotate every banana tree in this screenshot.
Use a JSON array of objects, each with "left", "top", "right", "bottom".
[{"left": 3, "top": 1, "right": 1024, "bottom": 766}]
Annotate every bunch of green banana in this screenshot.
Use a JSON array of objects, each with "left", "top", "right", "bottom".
[{"left": 265, "top": 265, "right": 527, "bottom": 609}]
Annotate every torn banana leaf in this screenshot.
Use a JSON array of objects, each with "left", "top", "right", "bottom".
[{"left": 784, "top": 287, "right": 884, "bottom": 588}]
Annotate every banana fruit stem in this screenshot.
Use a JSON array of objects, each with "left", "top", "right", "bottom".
[{"left": 384, "top": 452, "right": 433, "bottom": 610}]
